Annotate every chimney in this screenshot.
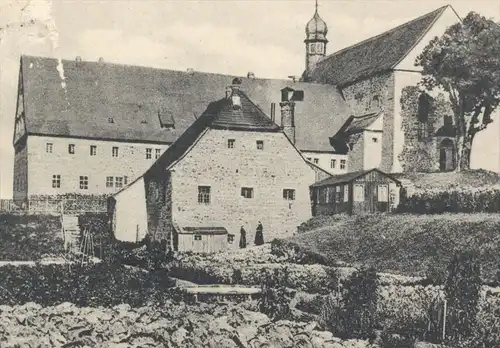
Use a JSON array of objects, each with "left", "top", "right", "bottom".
[
  {"left": 98, "top": 57, "right": 104, "bottom": 63},
  {"left": 227, "top": 78, "right": 242, "bottom": 109},
  {"left": 247, "top": 72, "right": 255, "bottom": 79},
  {"left": 270, "top": 103, "right": 276, "bottom": 123},
  {"left": 280, "top": 100, "right": 296, "bottom": 144},
  {"left": 288, "top": 75, "right": 298, "bottom": 83},
  {"left": 75, "top": 56, "right": 82, "bottom": 66},
  {"left": 186, "top": 68, "right": 195, "bottom": 75}
]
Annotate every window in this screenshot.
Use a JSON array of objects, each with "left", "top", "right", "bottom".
[
  {"left": 106, "top": 176, "right": 114, "bottom": 188},
  {"left": 344, "top": 185, "right": 349, "bottom": 202},
  {"left": 228, "top": 234, "right": 235, "bottom": 244},
  {"left": 198, "top": 186, "right": 211, "bottom": 204},
  {"left": 372, "top": 137, "right": 378, "bottom": 143},
  {"left": 256, "top": 141, "right": 264, "bottom": 150},
  {"left": 79, "top": 176, "right": 89, "bottom": 190},
  {"left": 115, "top": 177, "right": 123, "bottom": 188},
  {"left": 307, "top": 157, "right": 312, "bottom": 161},
  {"left": 378, "top": 185, "right": 389, "bottom": 202},
  {"left": 354, "top": 184, "right": 364, "bottom": 202},
  {"left": 90, "top": 145, "right": 97, "bottom": 156},
  {"left": 283, "top": 189, "right": 295, "bottom": 200},
  {"left": 313, "top": 158, "right": 319, "bottom": 164},
  {"left": 52, "top": 175, "right": 61, "bottom": 188},
  {"left": 309, "top": 43, "right": 316, "bottom": 54},
  {"left": 46, "top": 143, "right": 53, "bottom": 153},
  {"left": 155, "top": 148, "right": 161, "bottom": 159},
  {"left": 340, "top": 159, "right": 346, "bottom": 170},
  {"left": 335, "top": 186, "right": 342, "bottom": 203},
  {"left": 228, "top": 139, "right": 235, "bottom": 149},
  {"left": 124, "top": 176, "right": 128, "bottom": 185},
  {"left": 241, "top": 187, "right": 254, "bottom": 199},
  {"left": 108, "top": 117, "right": 114, "bottom": 123},
  {"left": 194, "top": 234, "right": 202, "bottom": 241},
  {"left": 112, "top": 146, "right": 119, "bottom": 157},
  {"left": 146, "top": 148, "right": 152, "bottom": 159},
  {"left": 417, "top": 121, "right": 428, "bottom": 140},
  {"left": 330, "top": 159, "right": 336, "bottom": 169},
  {"left": 68, "top": 144, "right": 75, "bottom": 154}
]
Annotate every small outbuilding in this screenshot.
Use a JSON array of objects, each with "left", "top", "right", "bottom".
[
  {"left": 173, "top": 226, "right": 230, "bottom": 253},
  {"left": 310, "top": 168, "right": 401, "bottom": 216}
]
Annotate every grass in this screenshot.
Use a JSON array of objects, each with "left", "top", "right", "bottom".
[
  {"left": 287, "top": 213, "right": 500, "bottom": 282},
  {"left": 0, "top": 214, "right": 65, "bottom": 260}
]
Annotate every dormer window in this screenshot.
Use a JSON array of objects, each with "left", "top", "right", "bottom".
[{"left": 158, "top": 108, "right": 175, "bottom": 128}]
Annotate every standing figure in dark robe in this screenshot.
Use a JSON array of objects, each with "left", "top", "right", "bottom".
[
  {"left": 239, "top": 226, "right": 247, "bottom": 249},
  {"left": 255, "top": 221, "right": 264, "bottom": 246}
]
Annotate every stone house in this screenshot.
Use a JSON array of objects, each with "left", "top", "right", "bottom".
[{"left": 109, "top": 81, "right": 316, "bottom": 248}]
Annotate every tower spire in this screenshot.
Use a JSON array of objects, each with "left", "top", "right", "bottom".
[
  {"left": 304, "top": 0, "right": 328, "bottom": 79},
  {"left": 315, "top": 0, "right": 318, "bottom": 13}
]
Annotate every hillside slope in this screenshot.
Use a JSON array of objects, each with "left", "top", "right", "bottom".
[{"left": 288, "top": 214, "right": 500, "bottom": 281}]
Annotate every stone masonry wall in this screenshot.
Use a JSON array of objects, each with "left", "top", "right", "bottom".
[
  {"left": 170, "top": 129, "right": 315, "bottom": 245},
  {"left": 398, "top": 85, "right": 455, "bottom": 172},
  {"left": 341, "top": 72, "right": 395, "bottom": 172},
  {"left": 25, "top": 135, "right": 169, "bottom": 197}
]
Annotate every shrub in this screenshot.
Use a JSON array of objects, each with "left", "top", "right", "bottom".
[
  {"left": 258, "top": 267, "right": 294, "bottom": 321},
  {"left": 0, "top": 262, "right": 176, "bottom": 307},
  {"left": 398, "top": 188, "right": 500, "bottom": 214},
  {"left": 270, "top": 239, "right": 329, "bottom": 265},
  {"left": 0, "top": 214, "right": 64, "bottom": 260},
  {"left": 326, "top": 267, "right": 379, "bottom": 340},
  {"left": 444, "top": 251, "right": 482, "bottom": 344}
]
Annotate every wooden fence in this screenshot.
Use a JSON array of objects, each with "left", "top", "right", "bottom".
[{"left": 0, "top": 198, "right": 108, "bottom": 215}]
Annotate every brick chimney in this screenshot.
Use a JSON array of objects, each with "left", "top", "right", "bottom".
[{"left": 280, "top": 100, "right": 296, "bottom": 144}]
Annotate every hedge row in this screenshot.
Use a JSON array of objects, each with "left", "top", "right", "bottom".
[
  {"left": 398, "top": 188, "right": 500, "bottom": 214},
  {"left": 0, "top": 262, "right": 176, "bottom": 307}
]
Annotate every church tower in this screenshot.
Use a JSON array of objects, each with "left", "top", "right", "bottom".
[{"left": 304, "top": 0, "right": 328, "bottom": 77}]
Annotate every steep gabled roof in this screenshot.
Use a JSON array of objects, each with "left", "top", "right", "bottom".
[
  {"left": 311, "top": 168, "right": 401, "bottom": 187},
  {"left": 145, "top": 89, "right": 280, "bottom": 177},
  {"left": 19, "top": 55, "right": 350, "bottom": 152},
  {"left": 305, "top": 6, "right": 449, "bottom": 85}
]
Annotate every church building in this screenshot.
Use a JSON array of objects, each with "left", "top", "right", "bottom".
[{"left": 12, "top": 3, "right": 479, "bottom": 203}]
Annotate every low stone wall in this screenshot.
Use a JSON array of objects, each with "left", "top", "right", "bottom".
[{"left": 0, "top": 301, "right": 371, "bottom": 348}]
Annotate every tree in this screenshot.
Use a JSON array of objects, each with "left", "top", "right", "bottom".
[{"left": 416, "top": 12, "right": 500, "bottom": 170}]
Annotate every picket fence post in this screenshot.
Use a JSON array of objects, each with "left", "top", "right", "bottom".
[{"left": 442, "top": 299, "right": 447, "bottom": 342}]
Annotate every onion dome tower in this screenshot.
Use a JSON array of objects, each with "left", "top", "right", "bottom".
[{"left": 304, "top": 0, "right": 328, "bottom": 76}]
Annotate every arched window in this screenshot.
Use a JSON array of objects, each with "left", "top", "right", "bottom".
[
  {"left": 417, "top": 92, "right": 431, "bottom": 123},
  {"left": 439, "top": 138, "right": 456, "bottom": 172}
]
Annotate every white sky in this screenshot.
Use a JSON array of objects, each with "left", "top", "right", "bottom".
[{"left": 1, "top": 0, "right": 499, "bottom": 198}]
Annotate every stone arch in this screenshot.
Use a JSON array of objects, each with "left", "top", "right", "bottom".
[{"left": 439, "top": 138, "right": 456, "bottom": 172}]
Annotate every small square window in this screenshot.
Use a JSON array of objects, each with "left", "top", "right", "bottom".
[
  {"left": 241, "top": 187, "right": 254, "bottom": 199},
  {"left": 228, "top": 234, "right": 235, "bottom": 244},
  {"left": 283, "top": 189, "right": 295, "bottom": 200},
  {"left": 90, "top": 145, "right": 97, "bottom": 156},
  {"left": 372, "top": 137, "right": 378, "bottom": 143},
  {"left": 79, "top": 176, "right": 89, "bottom": 190},
  {"left": 106, "top": 176, "right": 114, "bottom": 188},
  {"left": 155, "top": 148, "right": 161, "bottom": 159},
  {"left": 256, "top": 141, "right": 264, "bottom": 150},
  {"left": 228, "top": 139, "right": 235, "bottom": 148},
  {"left": 194, "top": 234, "right": 202, "bottom": 241},
  {"left": 313, "top": 158, "right": 319, "bottom": 164},
  {"left": 198, "top": 186, "right": 211, "bottom": 204},
  {"left": 68, "top": 144, "right": 75, "bottom": 154},
  {"left": 146, "top": 148, "right": 152, "bottom": 159},
  {"left": 330, "top": 159, "right": 336, "bottom": 168},
  {"left": 52, "top": 175, "right": 61, "bottom": 188},
  {"left": 112, "top": 146, "right": 119, "bottom": 157},
  {"left": 46, "top": 143, "right": 53, "bottom": 153},
  {"left": 340, "top": 159, "right": 346, "bottom": 170},
  {"left": 108, "top": 117, "right": 114, "bottom": 123},
  {"left": 115, "top": 177, "right": 123, "bottom": 188}
]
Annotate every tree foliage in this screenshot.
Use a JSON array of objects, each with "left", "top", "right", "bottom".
[{"left": 416, "top": 12, "right": 500, "bottom": 170}]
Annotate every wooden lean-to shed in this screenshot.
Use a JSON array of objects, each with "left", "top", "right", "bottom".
[
  {"left": 173, "top": 226, "right": 232, "bottom": 253},
  {"left": 310, "top": 168, "right": 401, "bottom": 216}
]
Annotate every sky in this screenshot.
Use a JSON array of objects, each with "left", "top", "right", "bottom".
[{"left": 1, "top": 0, "right": 500, "bottom": 198}]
